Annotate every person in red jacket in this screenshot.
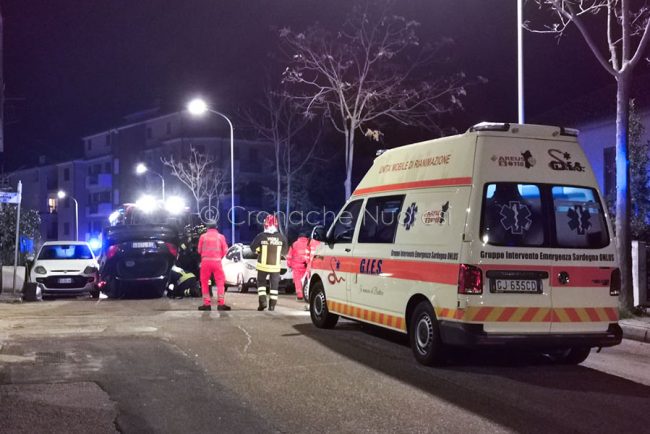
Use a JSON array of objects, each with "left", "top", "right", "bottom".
[
  {"left": 286, "top": 232, "right": 311, "bottom": 300},
  {"left": 197, "top": 222, "right": 231, "bottom": 311}
]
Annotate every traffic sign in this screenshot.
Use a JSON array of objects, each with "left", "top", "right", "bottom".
[{"left": 0, "top": 191, "right": 20, "bottom": 204}]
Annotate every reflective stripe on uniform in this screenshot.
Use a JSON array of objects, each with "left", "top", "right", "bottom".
[
  {"left": 269, "top": 289, "right": 278, "bottom": 300},
  {"left": 257, "top": 286, "right": 267, "bottom": 295}
]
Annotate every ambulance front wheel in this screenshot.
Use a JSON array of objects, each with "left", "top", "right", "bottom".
[
  {"left": 309, "top": 281, "right": 338, "bottom": 329},
  {"left": 410, "top": 301, "right": 445, "bottom": 366}
]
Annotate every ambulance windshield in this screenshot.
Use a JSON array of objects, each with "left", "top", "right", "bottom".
[{"left": 481, "top": 183, "right": 609, "bottom": 249}]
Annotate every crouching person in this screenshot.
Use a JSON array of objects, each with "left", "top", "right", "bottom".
[{"left": 167, "top": 265, "right": 202, "bottom": 298}]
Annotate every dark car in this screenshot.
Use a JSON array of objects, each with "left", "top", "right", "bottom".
[{"left": 99, "top": 204, "right": 183, "bottom": 298}]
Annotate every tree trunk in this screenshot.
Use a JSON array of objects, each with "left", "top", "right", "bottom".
[
  {"left": 285, "top": 174, "right": 291, "bottom": 232},
  {"left": 615, "top": 73, "right": 633, "bottom": 311},
  {"left": 276, "top": 143, "right": 281, "bottom": 215},
  {"left": 344, "top": 129, "right": 354, "bottom": 200}
]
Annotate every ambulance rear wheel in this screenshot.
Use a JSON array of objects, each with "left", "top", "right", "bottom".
[
  {"left": 310, "top": 281, "right": 338, "bottom": 329},
  {"left": 548, "top": 346, "right": 591, "bottom": 365},
  {"left": 410, "top": 302, "right": 445, "bottom": 366}
]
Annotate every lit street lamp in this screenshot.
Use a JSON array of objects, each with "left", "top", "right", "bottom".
[
  {"left": 187, "top": 98, "right": 236, "bottom": 243},
  {"left": 57, "top": 190, "right": 78, "bottom": 241},
  {"left": 135, "top": 163, "right": 166, "bottom": 201}
]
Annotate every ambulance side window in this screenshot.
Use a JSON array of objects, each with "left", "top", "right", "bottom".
[
  {"left": 329, "top": 200, "right": 363, "bottom": 243},
  {"left": 358, "top": 195, "right": 404, "bottom": 244}
]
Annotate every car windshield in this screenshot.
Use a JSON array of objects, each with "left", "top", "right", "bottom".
[
  {"left": 480, "top": 183, "right": 609, "bottom": 249},
  {"left": 38, "top": 244, "right": 93, "bottom": 260}
]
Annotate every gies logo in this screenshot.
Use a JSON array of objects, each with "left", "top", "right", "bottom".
[
  {"left": 422, "top": 201, "right": 450, "bottom": 225},
  {"left": 359, "top": 258, "right": 383, "bottom": 275},
  {"left": 548, "top": 149, "right": 585, "bottom": 172},
  {"left": 490, "top": 150, "right": 536, "bottom": 169}
]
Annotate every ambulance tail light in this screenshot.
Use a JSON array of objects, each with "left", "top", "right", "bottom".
[
  {"left": 458, "top": 264, "right": 483, "bottom": 295},
  {"left": 610, "top": 268, "right": 621, "bottom": 296}
]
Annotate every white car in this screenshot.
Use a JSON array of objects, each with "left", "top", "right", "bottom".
[
  {"left": 221, "top": 243, "right": 293, "bottom": 293},
  {"left": 31, "top": 241, "right": 100, "bottom": 298}
]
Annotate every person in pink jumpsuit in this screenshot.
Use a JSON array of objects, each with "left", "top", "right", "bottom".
[
  {"left": 287, "top": 233, "right": 312, "bottom": 301},
  {"left": 197, "top": 223, "right": 231, "bottom": 311}
]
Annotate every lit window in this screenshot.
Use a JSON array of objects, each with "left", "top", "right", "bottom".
[{"left": 48, "top": 198, "right": 57, "bottom": 214}]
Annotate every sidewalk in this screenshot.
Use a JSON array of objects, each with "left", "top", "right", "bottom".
[{"left": 620, "top": 316, "right": 650, "bottom": 343}]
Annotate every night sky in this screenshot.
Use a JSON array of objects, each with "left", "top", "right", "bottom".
[{"left": 2, "top": 0, "right": 623, "bottom": 171}]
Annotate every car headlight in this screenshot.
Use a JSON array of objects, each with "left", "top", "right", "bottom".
[
  {"left": 83, "top": 266, "right": 98, "bottom": 275},
  {"left": 34, "top": 266, "right": 47, "bottom": 274},
  {"left": 245, "top": 263, "right": 256, "bottom": 270}
]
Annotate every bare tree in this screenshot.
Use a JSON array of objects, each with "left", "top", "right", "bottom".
[
  {"left": 245, "top": 89, "right": 313, "bottom": 215},
  {"left": 162, "top": 146, "right": 227, "bottom": 223},
  {"left": 527, "top": 0, "right": 650, "bottom": 310},
  {"left": 280, "top": 0, "right": 480, "bottom": 199}
]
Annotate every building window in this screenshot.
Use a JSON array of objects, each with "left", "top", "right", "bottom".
[
  {"left": 63, "top": 222, "right": 70, "bottom": 236},
  {"left": 104, "top": 162, "right": 111, "bottom": 173},
  {"left": 147, "top": 127, "right": 153, "bottom": 139},
  {"left": 604, "top": 146, "right": 616, "bottom": 200},
  {"left": 166, "top": 122, "right": 172, "bottom": 135},
  {"left": 63, "top": 168, "right": 70, "bottom": 181},
  {"left": 48, "top": 198, "right": 57, "bottom": 214}
]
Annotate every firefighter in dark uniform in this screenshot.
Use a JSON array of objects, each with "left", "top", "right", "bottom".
[
  {"left": 167, "top": 265, "right": 202, "bottom": 298},
  {"left": 250, "top": 215, "right": 288, "bottom": 311}
]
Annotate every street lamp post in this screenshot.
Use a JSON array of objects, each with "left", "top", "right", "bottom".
[
  {"left": 135, "top": 163, "right": 166, "bottom": 201},
  {"left": 517, "top": 0, "right": 524, "bottom": 124},
  {"left": 187, "top": 98, "right": 236, "bottom": 244},
  {"left": 57, "top": 190, "right": 78, "bottom": 241}
]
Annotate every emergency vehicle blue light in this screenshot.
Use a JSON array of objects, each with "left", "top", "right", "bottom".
[{"left": 89, "top": 238, "right": 101, "bottom": 251}]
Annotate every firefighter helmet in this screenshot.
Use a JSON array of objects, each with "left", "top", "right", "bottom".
[{"left": 263, "top": 214, "right": 279, "bottom": 230}]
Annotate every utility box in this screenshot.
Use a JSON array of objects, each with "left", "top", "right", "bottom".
[{"left": 632, "top": 241, "right": 650, "bottom": 307}]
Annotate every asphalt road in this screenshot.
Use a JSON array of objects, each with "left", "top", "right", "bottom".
[{"left": 0, "top": 293, "right": 649, "bottom": 433}]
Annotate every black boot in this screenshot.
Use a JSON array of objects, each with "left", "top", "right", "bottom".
[
  {"left": 217, "top": 304, "right": 231, "bottom": 311},
  {"left": 268, "top": 299, "right": 277, "bottom": 311},
  {"left": 198, "top": 304, "right": 211, "bottom": 311},
  {"left": 258, "top": 295, "right": 267, "bottom": 311}
]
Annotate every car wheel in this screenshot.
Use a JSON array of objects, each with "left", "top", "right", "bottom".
[
  {"left": 547, "top": 347, "right": 591, "bottom": 365},
  {"left": 309, "top": 281, "right": 338, "bottom": 329},
  {"left": 409, "top": 301, "right": 446, "bottom": 366}
]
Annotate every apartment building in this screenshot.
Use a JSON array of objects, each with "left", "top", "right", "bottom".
[{"left": 8, "top": 108, "right": 274, "bottom": 245}]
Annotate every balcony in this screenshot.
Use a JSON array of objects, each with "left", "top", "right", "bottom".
[
  {"left": 87, "top": 202, "right": 113, "bottom": 217},
  {"left": 86, "top": 173, "right": 113, "bottom": 189}
]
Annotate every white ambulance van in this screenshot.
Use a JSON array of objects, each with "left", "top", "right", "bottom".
[{"left": 308, "top": 122, "right": 622, "bottom": 366}]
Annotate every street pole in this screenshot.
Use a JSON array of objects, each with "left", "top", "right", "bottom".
[
  {"left": 12, "top": 180, "right": 21, "bottom": 295},
  {"left": 517, "top": 0, "right": 524, "bottom": 124},
  {"left": 209, "top": 109, "right": 235, "bottom": 244},
  {"left": 72, "top": 197, "right": 78, "bottom": 241}
]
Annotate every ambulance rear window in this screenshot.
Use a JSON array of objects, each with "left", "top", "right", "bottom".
[
  {"left": 481, "top": 183, "right": 544, "bottom": 247},
  {"left": 480, "top": 183, "right": 610, "bottom": 249},
  {"left": 552, "top": 186, "right": 609, "bottom": 248}
]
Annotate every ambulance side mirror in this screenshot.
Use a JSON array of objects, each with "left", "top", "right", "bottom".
[{"left": 310, "top": 226, "right": 326, "bottom": 242}]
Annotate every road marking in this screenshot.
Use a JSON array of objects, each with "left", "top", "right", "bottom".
[
  {"left": 237, "top": 325, "right": 252, "bottom": 353},
  {"left": 0, "top": 354, "right": 36, "bottom": 363}
]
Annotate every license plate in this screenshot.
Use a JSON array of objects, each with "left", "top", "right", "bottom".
[
  {"left": 491, "top": 279, "right": 540, "bottom": 293},
  {"left": 132, "top": 241, "right": 155, "bottom": 249},
  {"left": 58, "top": 277, "right": 73, "bottom": 284}
]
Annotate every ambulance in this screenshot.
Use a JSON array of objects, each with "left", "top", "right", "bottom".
[{"left": 308, "top": 122, "right": 622, "bottom": 366}]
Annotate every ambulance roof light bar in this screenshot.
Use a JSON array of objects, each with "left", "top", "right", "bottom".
[
  {"left": 468, "top": 122, "right": 510, "bottom": 133},
  {"left": 560, "top": 127, "right": 580, "bottom": 137}
]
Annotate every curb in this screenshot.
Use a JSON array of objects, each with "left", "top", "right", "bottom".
[{"left": 620, "top": 323, "right": 650, "bottom": 343}]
